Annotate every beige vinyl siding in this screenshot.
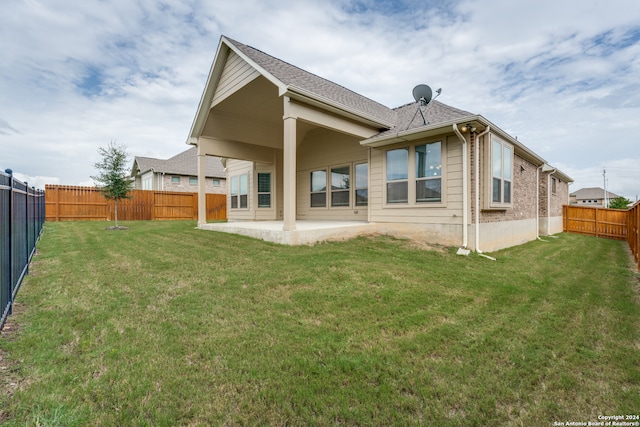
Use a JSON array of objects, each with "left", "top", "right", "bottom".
[
  {"left": 369, "top": 134, "right": 464, "bottom": 225},
  {"left": 227, "top": 160, "right": 254, "bottom": 221},
  {"left": 296, "top": 128, "right": 368, "bottom": 220},
  {"left": 212, "top": 51, "right": 260, "bottom": 107}
]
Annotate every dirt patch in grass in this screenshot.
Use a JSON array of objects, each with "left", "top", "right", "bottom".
[{"left": 0, "top": 303, "right": 25, "bottom": 422}]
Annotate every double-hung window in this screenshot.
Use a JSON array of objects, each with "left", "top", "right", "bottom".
[
  {"left": 491, "top": 138, "right": 512, "bottom": 206},
  {"left": 355, "top": 163, "right": 368, "bottom": 206},
  {"left": 386, "top": 148, "right": 409, "bottom": 203},
  {"left": 230, "top": 174, "right": 249, "bottom": 209},
  {"left": 331, "top": 166, "right": 350, "bottom": 207},
  {"left": 310, "top": 170, "right": 327, "bottom": 208},
  {"left": 415, "top": 141, "right": 442, "bottom": 203},
  {"left": 230, "top": 176, "right": 238, "bottom": 209},
  {"left": 257, "top": 172, "right": 271, "bottom": 208}
]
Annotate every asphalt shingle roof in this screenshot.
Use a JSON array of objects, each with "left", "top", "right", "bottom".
[
  {"left": 224, "top": 37, "right": 476, "bottom": 136},
  {"left": 133, "top": 147, "right": 225, "bottom": 178},
  {"left": 374, "top": 100, "right": 474, "bottom": 138},
  {"left": 225, "top": 37, "right": 397, "bottom": 126},
  {"left": 570, "top": 187, "right": 620, "bottom": 200}
]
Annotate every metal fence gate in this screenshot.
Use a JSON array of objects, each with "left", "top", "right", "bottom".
[{"left": 1, "top": 169, "right": 46, "bottom": 330}]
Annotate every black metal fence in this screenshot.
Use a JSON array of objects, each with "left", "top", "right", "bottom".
[{"left": 1, "top": 169, "right": 45, "bottom": 330}]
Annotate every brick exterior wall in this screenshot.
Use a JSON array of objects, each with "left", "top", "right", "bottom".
[
  {"left": 480, "top": 154, "right": 538, "bottom": 223},
  {"left": 469, "top": 133, "right": 567, "bottom": 225}
]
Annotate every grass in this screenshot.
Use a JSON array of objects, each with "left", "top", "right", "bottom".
[{"left": 1, "top": 220, "right": 639, "bottom": 426}]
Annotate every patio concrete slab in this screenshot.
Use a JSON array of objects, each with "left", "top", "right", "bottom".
[{"left": 198, "top": 220, "right": 376, "bottom": 245}]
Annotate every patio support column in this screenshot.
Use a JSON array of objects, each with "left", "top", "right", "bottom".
[
  {"left": 196, "top": 144, "right": 207, "bottom": 226},
  {"left": 283, "top": 96, "right": 297, "bottom": 231}
]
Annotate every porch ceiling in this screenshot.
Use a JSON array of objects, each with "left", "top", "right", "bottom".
[{"left": 201, "top": 76, "right": 316, "bottom": 150}]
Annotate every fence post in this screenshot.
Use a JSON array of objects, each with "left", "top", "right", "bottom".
[{"left": 5, "top": 169, "right": 13, "bottom": 317}]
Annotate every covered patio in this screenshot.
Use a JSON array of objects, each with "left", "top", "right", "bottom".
[{"left": 199, "top": 220, "right": 376, "bottom": 245}]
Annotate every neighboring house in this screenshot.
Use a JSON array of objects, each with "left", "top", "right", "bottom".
[
  {"left": 131, "top": 147, "right": 226, "bottom": 194},
  {"left": 570, "top": 187, "right": 620, "bottom": 207},
  {"left": 187, "top": 36, "right": 572, "bottom": 251}
]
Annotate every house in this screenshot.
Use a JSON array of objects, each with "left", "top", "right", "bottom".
[
  {"left": 570, "top": 187, "right": 620, "bottom": 207},
  {"left": 131, "top": 147, "right": 226, "bottom": 194},
  {"left": 186, "top": 35, "right": 572, "bottom": 251}
]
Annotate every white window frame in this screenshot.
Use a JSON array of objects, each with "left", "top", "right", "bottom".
[
  {"left": 310, "top": 169, "right": 328, "bottom": 208},
  {"left": 415, "top": 141, "right": 443, "bottom": 203},
  {"left": 257, "top": 172, "right": 271, "bottom": 209},
  {"left": 354, "top": 163, "right": 368, "bottom": 207},
  {"left": 330, "top": 164, "right": 351, "bottom": 208},
  {"left": 485, "top": 136, "right": 513, "bottom": 209},
  {"left": 230, "top": 174, "right": 249, "bottom": 210},
  {"left": 383, "top": 140, "right": 446, "bottom": 207}
]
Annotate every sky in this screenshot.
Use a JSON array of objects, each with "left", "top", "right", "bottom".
[{"left": 1, "top": 0, "right": 639, "bottom": 200}]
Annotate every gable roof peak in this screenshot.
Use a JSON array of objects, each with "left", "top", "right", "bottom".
[{"left": 221, "top": 35, "right": 397, "bottom": 127}]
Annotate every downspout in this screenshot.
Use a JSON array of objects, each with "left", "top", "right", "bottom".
[
  {"left": 536, "top": 165, "right": 542, "bottom": 238},
  {"left": 367, "top": 147, "right": 372, "bottom": 223},
  {"left": 474, "top": 126, "right": 491, "bottom": 253},
  {"left": 540, "top": 164, "right": 556, "bottom": 236},
  {"left": 452, "top": 123, "right": 468, "bottom": 250},
  {"left": 547, "top": 169, "right": 556, "bottom": 235}
]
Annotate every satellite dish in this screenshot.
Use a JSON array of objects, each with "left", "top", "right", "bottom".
[{"left": 412, "top": 84, "right": 433, "bottom": 105}]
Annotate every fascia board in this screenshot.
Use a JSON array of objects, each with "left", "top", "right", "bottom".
[
  {"left": 360, "top": 115, "right": 486, "bottom": 147},
  {"left": 187, "top": 39, "right": 231, "bottom": 142}
]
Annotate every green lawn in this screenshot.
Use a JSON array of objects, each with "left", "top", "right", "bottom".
[{"left": 1, "top": 221, "right": 639, "bottom": 426}]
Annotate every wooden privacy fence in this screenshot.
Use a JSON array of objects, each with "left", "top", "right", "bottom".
[
  {"left": 45, "top": 185, "right": 226, "bottom": 222},
  {"left": 563, "top": 204, "right": 640, "bottom": 270}
]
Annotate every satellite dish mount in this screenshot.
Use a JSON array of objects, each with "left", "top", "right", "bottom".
[{"left": 408, "top": 84, "right": 442, "bottom": 127}]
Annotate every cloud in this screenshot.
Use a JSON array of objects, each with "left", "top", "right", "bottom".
[{"left": 0, "top": 0, "right": 638, "bottom": 201}]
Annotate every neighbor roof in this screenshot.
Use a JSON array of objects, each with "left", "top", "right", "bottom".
[
  {"left": 571, "top": 187, "right": 620, "bottom": 200},
  {"left": 133, "top": 147, "right": 225, "bottom": 178}
]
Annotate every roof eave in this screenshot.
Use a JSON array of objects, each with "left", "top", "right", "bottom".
[
  {"left": 360, "top": 115, "right": 486, "bottom": 147},
  {"left": 187, "top": 38, "right": 231, "bottom": 143}
]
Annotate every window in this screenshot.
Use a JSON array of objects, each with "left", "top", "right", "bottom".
[
  {"left": 331, "top": 166, "right": 350, "bottom": 207},
  {"left": 172, "top": 176, "right": 180, "bottom": 184},
  {"left": 551, "top": 177, "right": 557, "bottom": 194},
  {"left": 230, "top": 176, "right": 238, "bottom": 209},
  {"left": 257, "top": 173, "right": 271, "bottom": 208},
  {"left": 355, "top": 163, "right": 368, "bottom": 206},
  {"left": 386, "top": 148, "right": 409, "bottom": 203},
  {"left": 212, "top": 179, "right": 220, "bottom": 186},
  {"left": 415, "top": 141, "right": 442, "bottom": 202},
  {"left": 189, "top": 177, "right": 198, "bottom": 185},
  {"left": 310, "top": 170, "right": 327, "bottom": 207},
  {"left": 230, "top": 174, "right": 248, "bottom": 209},
  {"left": 142, "top": 175, "right": 152, "bottom": 190},
  {"left": 239, "top": 174, "right": 248, "bottom": 208},
  {"left": 491, "top": 139, "right": 512, "bottom": 206}
]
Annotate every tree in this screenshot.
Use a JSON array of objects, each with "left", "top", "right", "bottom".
[
  {"left": 608, "top": 196, "right": 632, "bottom": 210},
  {"left": 91, "top": 142, "right": 134, "bottom": 229}
]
